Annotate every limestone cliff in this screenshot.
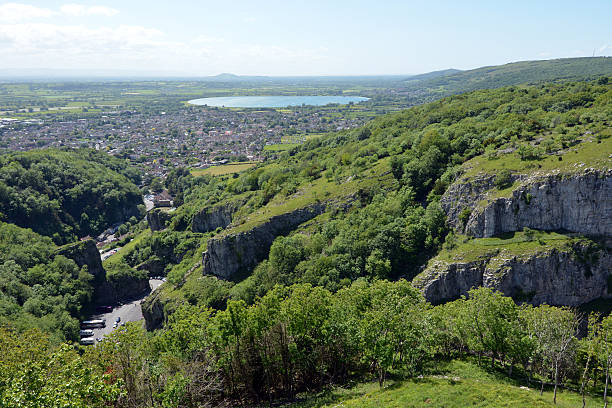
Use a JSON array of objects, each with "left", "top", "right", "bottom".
[
  {"left": 414, "top": 240, "right": 611, "bottom": 306},
  {"left": 191, "top": 196, "right": 249, "bottom": 233},
  {"left": 141, "top": 286, "right": 166, "bottom": 330},
  {"left": 57, "top": 239, "right": 149, "bottom": 304},
  {"left": 203, "top": 202, "right": 326, "bottom": 280},
  {"left": 146, "top": 208, "right": 172, "bottom": 231},
  {"left": 443, "top": 169, "right": 612, "bottom": 238},
  {"left": 56, "top": 239, "right": 105, "bottom": 278}
]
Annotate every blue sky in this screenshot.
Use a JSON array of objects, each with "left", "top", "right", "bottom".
[{"left": 0, "top": 0, "right": 610, "bottom": 76}]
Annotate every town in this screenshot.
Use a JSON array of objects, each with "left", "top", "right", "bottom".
[{"left": 0, "top": 103, "right": 372, "bottom": 178}]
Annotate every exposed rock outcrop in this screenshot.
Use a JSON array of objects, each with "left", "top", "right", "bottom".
[
  {"left": 443, "top": 169, "right": 612, "bottom": 238},
  {"left": 191, "top": 197, "right": 249, "bottom": 233},
  {"left": 99, "top": 276, "right": 150, "bottom": 304},
  {"left": 56, "top": 239, "right": 105, "bottom": 278},
  {"left": 467, "top": 169, "right": 611, "bottom": 238},
  {"left": 141, "top": 287, "right": 166, "bottom": 330},
  {"left": 147, "top": 208, "right": 172, "bottom": 231},
  {"left": 203, "top": 202, "right": 326, "bottom": 280},
  {"left": 415, "top": 242, "right": 612, "bottom": 306},
  {"left": 56, "top": 238, "right": 149, "bottom": 304}
]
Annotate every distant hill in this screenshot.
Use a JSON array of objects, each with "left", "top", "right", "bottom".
[
  {"left": 403, "top": 68, "right": 461, "bottom": 82},
  {"left": 404, "top": 57, "right": 612, "bottom": 96}
]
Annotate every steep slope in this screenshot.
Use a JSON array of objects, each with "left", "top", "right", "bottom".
[
  {"left": 416, "top": 136, "right": 612, "bottom": 304},
  {"left": 0, "top": 148, "right": 143, "bottom": 244},
  {"left": 142, "top": 78, "right": 612, "bottom": 327}
]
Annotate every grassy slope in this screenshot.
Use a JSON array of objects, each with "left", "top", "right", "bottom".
[
  {"left": 222, "top": 157, "right": 394, "bottom": 236},
  {"left": 190, "top": 162, "right": 257, "bottom": 176},
  {"left": 406, "top": 57, "right": 612, "bottom": 95},
  {"left": 284, "top": 360, "right": 601, "bottom": 408},
  {"left": 463, "top": 135, "right": 612, "bottom": 180},
  {"left": 432, "top": 231, "right": 576, "bottom": 263}
]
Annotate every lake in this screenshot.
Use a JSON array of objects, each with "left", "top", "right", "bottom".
[{"left": 187, "top": 95, "right": 369, "bottom": 108}]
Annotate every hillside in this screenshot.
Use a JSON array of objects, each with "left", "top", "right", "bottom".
[
  {"left": 0, "top": 149, "right": 143, "bottom": 244},
  {"left": 402, "top": 57, "right": 612, "bottom": 101},
  {"left": 1, "top": 76, "right": 611, "bottom": 407},
  {"left": 0, "top": 222, "right": 96, "bottom": 342},
  {"left": 136, "top": 76, "right": 611, "bottom": 323},
  {"left": 283, "top": 360, "right": 601, "bottom": 408}
]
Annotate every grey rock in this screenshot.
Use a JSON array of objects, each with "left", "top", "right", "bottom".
[
  {"left": 56, "top": 239, "right": 105, "bottom": 278},
  {"left": 146, "top": 208, "right": 172, "bottom": 231},
  {"left": 465, "top": 169, "right": 612, "bottom": 237},
  {"left": 415, "top": 243, "right": 612, "bottom": 306},
  {"left": 203, "top": 202, "right": 326, "bottom": 280},
  {"left": 191, "top": 197, "right": 248, "bottom": 233}
]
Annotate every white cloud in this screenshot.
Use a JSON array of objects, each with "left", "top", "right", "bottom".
[
  {"left": 0, "top": 3, "right": 55, "bottom": 22},
  {"left": 597, "top": 44, "right": 610, "bottom": 54},
  {"left": 60, "top": 4, "right": 118, "bottom": 17},
  {"left": 0, "top": 17, "right": 330, "bottom": 75}
]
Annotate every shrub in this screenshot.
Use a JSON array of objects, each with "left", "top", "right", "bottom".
[{"left": 495, "top": 169, "right": 513, "bottom": 190}]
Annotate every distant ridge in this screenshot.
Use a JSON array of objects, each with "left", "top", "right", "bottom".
[{"left": 404, "top": 57, "right": 612, "bottom": 94}]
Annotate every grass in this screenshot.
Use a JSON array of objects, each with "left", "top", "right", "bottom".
[
  {"left": 102, "top": 228, "right": 151, "bottom": 270},
  {"left": 282, "top": 360, "right": 602, "bottom": 408},
  {"left": 263, "top": 143, "right": 300, "bottom": 151},
  {"left": 190, "top": 162, "right": 257, "bottom": 176},
  {"left": 223, "top": 157, "right": 394, "bottom": 236},
  {"left": 462, "top": 136, "right": 611, "bottom": 181},
  {"left": 436, "top": 231, "right": 575, "bottom": 263}
]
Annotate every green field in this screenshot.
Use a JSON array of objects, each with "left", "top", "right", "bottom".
[
  {"left": 284, "top": 360, "right": 601, "bottom": 408},
  {"left": 190, "top": 162, "right": 257, "bottom": 176},
  {"left": 263, "top": 143, "right": 300, "bottom": 151}
]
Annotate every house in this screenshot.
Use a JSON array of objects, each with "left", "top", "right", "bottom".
[{"left": 153, "top": 190, "right": 174, "bottom": 208}]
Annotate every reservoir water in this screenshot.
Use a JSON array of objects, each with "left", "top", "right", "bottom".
[{"left": 188, "top": 95, "right": 369, "bottom": 108}]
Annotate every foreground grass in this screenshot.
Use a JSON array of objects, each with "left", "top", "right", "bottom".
[{"left": 283, "top": 360, "right": 601, "bottom": 408}]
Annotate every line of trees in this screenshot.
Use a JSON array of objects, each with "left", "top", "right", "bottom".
[{"left": 54, "top": 283, "right": 612, "bottom": 407}]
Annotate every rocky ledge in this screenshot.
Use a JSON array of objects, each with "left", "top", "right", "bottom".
[
  {"left": 191, "top": 196, "right": 249, "bottom": 233},
  {"left": 57, "top": 239, "right": 105, "bottom": 278},
  {"left": 203, "top": 202, "right": 326, "bottom": 280},
  {"left": 414, "top": 241, "right": 611, "bottom": 306},
  {"left": 442, "top": 169, "right": 611, "bottom": 238}
]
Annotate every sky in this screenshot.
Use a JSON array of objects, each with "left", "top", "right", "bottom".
[{"left": 0, "top": 0, "right": 611, "bottom": 77}]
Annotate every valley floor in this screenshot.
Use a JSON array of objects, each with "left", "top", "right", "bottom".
[{"left": 281, "top": 360, "right": 602, "bottom": 408}]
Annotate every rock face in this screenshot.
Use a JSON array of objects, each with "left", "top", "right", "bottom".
[
  {"left": 99, "top": 277, "right": 150, "bottom": 304},
  {"left": 443, "top": 169, "right": 612, "bottom": 238},
  {"left": 203, "top": 202, "right": 326, "bottom": 280},
  {"left": 57, "top": 239, "right": 105, "bottom": 278},
  {"left": 415, "top": 243, "right": 612, "bottom": 306},
  {"left": 424, "top": 168, "right": 612, "bottom": 307},
  {"left": 441, "top": 174, "right": 522, "bottom": 232},
  {"left": 56, "top": 239, "right": 149, "bottom": 304},
  {"left": 191, "top": 198, "right": 248, "bottom": 233},
  {"left": 146, "top": 208, "right": 172, "bottom": 231},
  {"left": 141, "top": 287, "right": 165, "bottom": 330}
]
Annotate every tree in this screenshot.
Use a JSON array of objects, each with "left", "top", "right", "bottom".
[
  {"left": 579, "top": 313, "right": 602, "bottom": 408},
  {"left": 523, "top": 304, "right": 578, "bottom": 404},
  {"left": 600, "top": 315, "right": 612, "bottom": 408},
  {"left": 465, "top": 287, "right": 521, "bottom": 369}
]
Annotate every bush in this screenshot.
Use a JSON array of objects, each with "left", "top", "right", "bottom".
[{"left": 495, "top": 169, "right": 513, "bottom": 190}]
